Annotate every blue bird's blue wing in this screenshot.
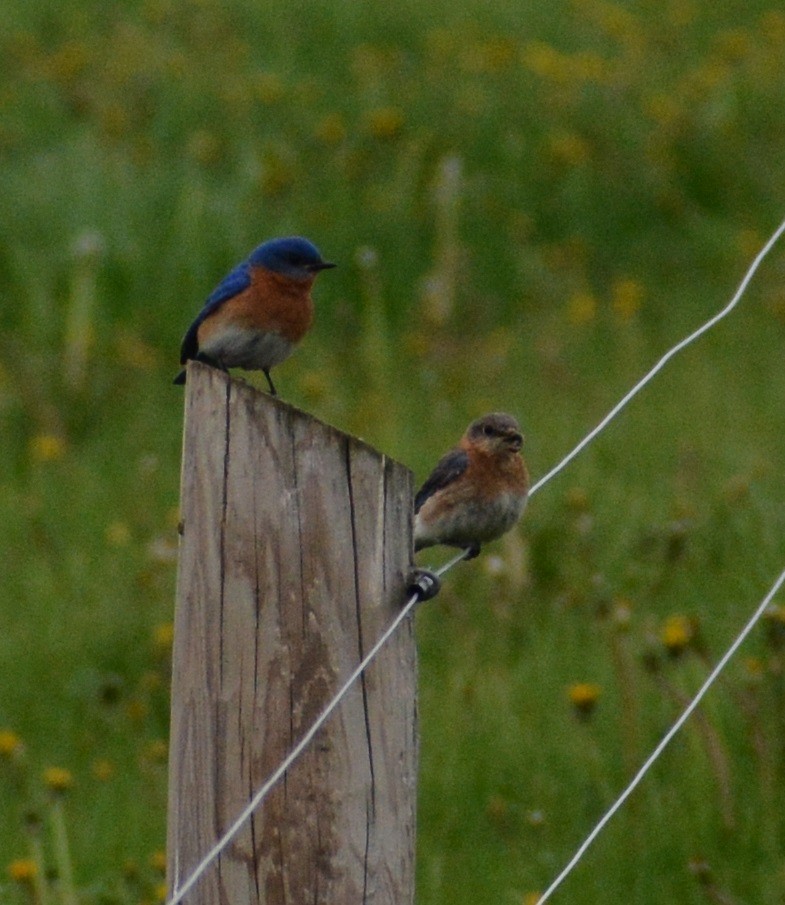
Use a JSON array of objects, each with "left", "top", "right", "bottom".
[
  {"left": 179, "top": 261, "right": 252, "bottom": 363},
  {"left": 414, "top": 449, "right": 469, "bottom": 513}
]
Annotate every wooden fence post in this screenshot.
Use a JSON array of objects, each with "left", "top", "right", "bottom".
[{"left": 166, "top": 363, "right": 417, "bottom": 904}]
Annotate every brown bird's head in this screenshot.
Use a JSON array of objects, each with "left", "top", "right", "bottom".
[{"left": 463, "top": 412, "right": 524, "bottom": 455}]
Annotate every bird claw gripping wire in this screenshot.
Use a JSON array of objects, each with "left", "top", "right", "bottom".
[{"left": 406, "top": 568, "right": 442, "bottom": 602}]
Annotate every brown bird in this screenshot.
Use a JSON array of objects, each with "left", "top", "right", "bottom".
[{"left": 414, "top": 412, "right": 529, "bottom": 558}]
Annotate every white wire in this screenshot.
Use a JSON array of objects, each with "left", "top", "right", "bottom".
[
  {"left": 528, "top": 217, "right": 785, "bottom": 498},
  {"left": 537, "top": 565, "right": 785, "bottom": 904},
  {"left": 167, "top": 548, "right": 468, "bottom": 905},
  {"left": 167, "top": 219, "right": 785, "bottom": 903}
]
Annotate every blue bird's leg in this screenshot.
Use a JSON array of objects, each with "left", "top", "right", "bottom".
[{"left": 262, "top": 368, "right": 277, "bottom": 396}]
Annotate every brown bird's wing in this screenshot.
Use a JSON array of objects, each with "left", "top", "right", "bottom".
[{"left": 414, "top": 449, "right": 469, "bottom": 513}]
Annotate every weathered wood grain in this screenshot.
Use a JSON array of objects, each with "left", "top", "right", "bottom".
[{"left": 167, "top": 363, "right": 417, "bottom": 904}]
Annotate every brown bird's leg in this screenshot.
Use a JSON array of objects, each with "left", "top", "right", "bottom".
[{"left": 464, "top": 543, "right": 481, "bottom": 560}]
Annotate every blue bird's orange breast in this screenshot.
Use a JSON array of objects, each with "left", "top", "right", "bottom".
[{"left": 193, "top": 266, "right": 316, "bottom": 372}]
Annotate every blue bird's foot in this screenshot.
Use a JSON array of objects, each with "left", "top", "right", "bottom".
[{"left": 406, "top": 568, "right": 442, "bottom": 603}]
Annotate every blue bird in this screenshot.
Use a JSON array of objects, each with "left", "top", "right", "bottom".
[{"left": 174, "top": 236, "right": 335, "bottom": 394}]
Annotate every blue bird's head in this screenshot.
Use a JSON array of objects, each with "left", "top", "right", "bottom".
[{"left": 249, "top": 237, "right": 336, "bottom": 280}]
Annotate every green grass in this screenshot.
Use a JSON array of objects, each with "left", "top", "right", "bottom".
[{"left": 2, "top": 0, "right": 785, "bottom": 901}]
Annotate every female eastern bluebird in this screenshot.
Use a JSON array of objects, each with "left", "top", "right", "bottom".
[
  {"left": 173, "top": 236, "right": 335, "bottom": 394},
  {"left": 414, "top": 413, "right": 529, "bottom": 558}
]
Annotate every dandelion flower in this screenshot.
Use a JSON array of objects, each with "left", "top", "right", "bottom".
[
  {"left": 567, "top": 682, "right": 601, "bottom": 717},
  {"left": 567, "top": 291, "right": 597, "bottom": 326},
  {"left": 91, "top": 759, "right": 115, "bottom": 781},
  {"left": 661, "top": 614, "right": 693, "bottom": 655},
  {"left": 8, "top": 859, "right": 37, "bottom": 884},
  {"left": 364, "top": 107, "right": 405, "bottom": 140},
  {"left": 0, "top": 729, "right": 23, "bottom": 758},
  {"left": 152, "top": 622, "right": 174, "bottom": 654},
  {"left": 30, "top": 434, "right": 66, "bottom": 463},
  {"left": 43, "top": 766, "right": 73, "bottom": 794},
  {"left": 612, "top": 278, "right": 644, "bottom": 322}
]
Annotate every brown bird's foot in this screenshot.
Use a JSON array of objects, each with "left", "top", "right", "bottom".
[
  {"left": 406, "top": 568, "right": 442, "bottom": 603},
  {"left": 464, "top": 543, "right": 481, "bottom": 560},
  {"left": 263, "top": 368, "right": 278, "bottom": 396}
]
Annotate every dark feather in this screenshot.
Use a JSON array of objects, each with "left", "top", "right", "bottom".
[
  {"left": 414, "top": 448, "right": 469, "bottom": 513},
  {"left": 179, "top": 262, "right": 252, "bottom": 363}
]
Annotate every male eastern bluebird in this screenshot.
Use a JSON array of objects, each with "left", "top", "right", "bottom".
[
  {"left": 414, "top": 413, "right": 529, "bottom": 558},
  {"left": 173, "top": 236, "right": 335, "bottom": 394}
]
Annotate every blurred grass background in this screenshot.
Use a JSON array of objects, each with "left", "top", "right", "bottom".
[{"left": 2, "top": 0, "right": 785, "bottom": 901}]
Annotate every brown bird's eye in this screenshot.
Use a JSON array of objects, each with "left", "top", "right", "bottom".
[{"left": 483, "top": 425, "right": 495, "bottom": 436}]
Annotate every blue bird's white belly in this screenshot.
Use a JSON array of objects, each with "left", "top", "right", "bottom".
[
  {"left": 200, "top": 324, "right": 294, "bottom": 371},
  {"left": 414, "top": 491, "right": 527, "bottom": 550}
]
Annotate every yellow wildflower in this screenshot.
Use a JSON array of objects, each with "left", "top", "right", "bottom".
[
  {"left": 126, "top": 699, "right": 148, "bottom": 724},
  {"left": 8, "top": 859, "right": 37, "bottom": 884},
  {"left": 149, "top": 850, "right": 167, "bottom": 873},
  {"left": 522, "top": 41, "right": 570, "bottom": 83},
  {"left": 364, "top": 107, "right": 405, "bottom": 140},
  {"left": 547, "top": 131, "right": 590, "bottom": 166},
  {"left": 567, "top": 291, "right": 597, "bottom": 326},
  {"left": 30, "top": 434, "right": 66, "bottom": 463},
  {"left": 115, "top": 330, "right": 159, "bottom": 370},
  {"left": 43, "top": 766, "right": 73, "bottom": 794},
  {"left": 612, "top": 278, "right": 644, "bottom": 322},
  {"left": 661, "top": 615, "right": 693, "bottom": 655},
  {"left": 523, "top": 891, "right": 542, "bottom": 904},
  {"left": 713, "top": 28, "right": 753, "bottom": 62},
  {"left": 565, "top": 487, "right": 589, "bottom": 511},
  {"left": 743, "top": 657, "right": 764, "bottom": 680},
  {"left": 461, "top": 37, "right": 516, "bottom": 74},
  {"left": 254, "top": 73, "right": 285, "bottom": 104},
  {"left": 187, "top": 130, "right": 222, "bottom": 167},
  {"left": 314, "top": 112, "right": 346, "bottom": 145},
  {"left": 760, "top": 11, "right": 785, "bottom": 42},
  {"left": 106, "top": 521, "right": 131, "bottom": 547},
  {"left": 143, "top": 739, "right": 169, "bottom": 764},
  {"left": 91, "top": 759, "right": 115, "bottom": 781},
  {"left": 152, "top": 622, "right": 175, "bottom": 654},
  {"left": 568, "top": 682, "right": 601, "bottom": 717},
  {"left": 48, "top": 40, "right": 89, "bottom": 84},
  {"left": 0, "top": 729, "right": 23, "bottom": 758},
  {"left": 736, "top": 229, "right": 762, "bottom": 260}
]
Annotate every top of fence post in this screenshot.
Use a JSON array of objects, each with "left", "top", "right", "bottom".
[{"left": 166, "top": 362, "right": 417, "bottom": 904}]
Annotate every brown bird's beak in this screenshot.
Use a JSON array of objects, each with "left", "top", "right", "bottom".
[
  {"left": 308, "top": 261, "right": 337, "bottom": 272},
  {"left": 506, "top": 432, "right": 524, "bottom": 452}
]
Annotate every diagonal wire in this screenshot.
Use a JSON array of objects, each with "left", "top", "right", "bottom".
[
  {"left": 537, "top": 564, "right": 785, "bottom": 904},
  {"left": 167, "top": 218, "right": 785, "bottom": 905},
  {"left": 529, "top": 217, "right": 785, "bottom": 497}
]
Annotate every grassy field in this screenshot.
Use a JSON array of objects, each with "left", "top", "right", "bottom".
[{"left": 2, "top": 0, "right": 785, "bottom": 901}]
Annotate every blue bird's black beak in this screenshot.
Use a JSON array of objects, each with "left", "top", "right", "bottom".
[{"left": 308, "top": 261, "right": 337, "bottom": 272}]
